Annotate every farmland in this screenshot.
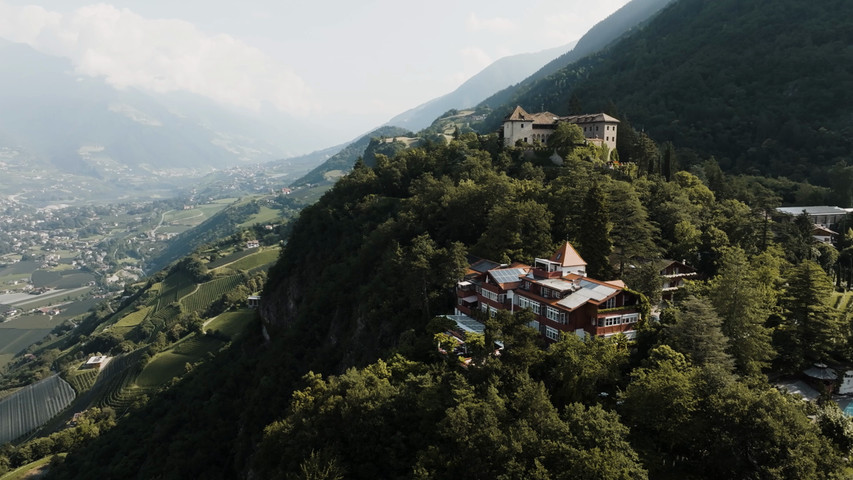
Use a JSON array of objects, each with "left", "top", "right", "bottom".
[
  {"left": 212, "top": 247, "right": 281, "bottom": 274},
  {"left": 0, "top": 375, "right": 75, "bottom": 444},
  {"left": 181, "top": 275, "right": 243, "bottom": 313}
]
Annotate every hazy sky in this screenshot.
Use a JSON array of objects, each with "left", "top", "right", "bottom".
[{"left": 0, "top": 0, "right": 631, "bottom": 142}]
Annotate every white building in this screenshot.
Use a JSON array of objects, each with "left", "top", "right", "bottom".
[{"left": 501, "top": 105, "right": 620, "bottom": 152}]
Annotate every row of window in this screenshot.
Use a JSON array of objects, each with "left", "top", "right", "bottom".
[
  {"left": 597, "top": 313, "right": 639, "bottom": 328},
  {"left": 479, "top": 288, "right": 506, "bottom": 303},
  {"left": 518, "top": 296, "right": 542, "bottom": 315}
]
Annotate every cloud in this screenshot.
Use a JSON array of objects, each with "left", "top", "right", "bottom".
[
  {"left": 0, "top": 3, "right": 314, "bottom": 115},
  {"left": 466, "top": 13, "right": 515, "bottom": 33}
]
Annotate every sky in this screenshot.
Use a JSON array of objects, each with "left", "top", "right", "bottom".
[{"left": 0, "top": 0, "right": 632, "bottom": 145}]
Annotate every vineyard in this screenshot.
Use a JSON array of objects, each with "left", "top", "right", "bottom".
[
  {"left": 0, "top": 375, "right": 75, "bottom": 444},
  {"left": 156, "top": 271, "right": 196, "bottom": 309},
  {"left": 115, "top": 306, "right": 153, "bottom": 329},
  {"left": 64, "top": 369, "right": 99, "bottom": 394},
  {"left": 180, "top": 275, "right": 243, "bottom": 313},
  {"left": 206, "top": 249, "right": 257, "bottom": 269},
  {"left": 213, "top": 247, "right": 280, "bottom": 274}
]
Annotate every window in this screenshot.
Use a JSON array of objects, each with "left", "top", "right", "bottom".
[
  {"left": 604, "top": 297, "right": 617, "bottom": 309},
  {"left": 481, "top": 289, "right": 499, "bottom": 302},
  {"left": 545, "top": 326, "right": 560, "bottom": 341},
  {"left": 518, "top": 296, "right": 541, "bottom": 315},
  {"left": 521, "top": 123, "right": 525, "bottom": 128},
  {"left": 546, "top": 306, "right": 566, "bottom": 324}
]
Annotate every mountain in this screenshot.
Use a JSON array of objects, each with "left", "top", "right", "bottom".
[
  {"left": 479, "top": 0, "right": 853, "bottom": 188},
  {"left": 479, "top": 0, "right": 676, "bottom": 112},
  {"left": 384, "top": 43, "right": 574, "bottom": 131},
  {"left": 0, "top": 42, "right": 324, "bottom": 179}
]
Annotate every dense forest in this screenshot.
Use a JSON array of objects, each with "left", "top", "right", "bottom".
[
  {"left": 30, "top": 126, "right": 853, "bottom": 478},
  {"left": 479, "top": 0, "right": 853, "bottom": 196}
]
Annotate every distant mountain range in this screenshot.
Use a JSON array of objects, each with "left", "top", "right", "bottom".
[{"left": 0, "top": 42, "right": 323, "bottom": 179}]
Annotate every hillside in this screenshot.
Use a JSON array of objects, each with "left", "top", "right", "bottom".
[
  {"left": 480, "top": 0, "right": 853, "bottom": 198},
  {"left": 479, "top": 0, "right": 675, "bottom": 112},
  {"left": 31, "top": 128, "right": 853, "bottom": 478},
  {"left": 289, "top": 125, "right": 412, "bottom": 187}
]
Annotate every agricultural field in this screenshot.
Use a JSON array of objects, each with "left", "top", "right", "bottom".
[
  {"left": 156, "top": 271, "right": 195, "bottom": 308},
  {"left": 31, "top": 270, "right": 96, "bottom": 289},
  {"left": 207, "top": 249, "right": 257, "bottom": 269},
  {"left": 204, "top": 309, "right": 254, "bottom": 339},
  {"left": 238, "top": 205, "right": 282, "bottom": 228},
  {"left": 0, "top": 375, "right": 75, "bottom": 444},
  {"left": 0, "top": 454, "right": 64, "bottom": 480},
  {"left": 115, "top": 306, "right": 152, "bottom": 329},
  {"left": 0, "top": 313, "right": 58, "bottom": 369},
  {"left": 181, "top": 275, "right": 243, "bottom": 313},
  {"left": 212, "top": 247, "right": 280, "bottom": 274}
]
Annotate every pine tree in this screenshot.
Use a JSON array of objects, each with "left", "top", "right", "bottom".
[
  {"left": 576, "top": 183, "right": 613, "bottom": 279},
  {"left": 708, "top": 247, "right": 776, "bottom": 375},
  {"left": 779, "top": 260, "right": 840, "bottom": 367}
]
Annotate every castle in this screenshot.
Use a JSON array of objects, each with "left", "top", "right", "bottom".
[{"left": 501, "top": 105, "right": 619, "bottom": 151}]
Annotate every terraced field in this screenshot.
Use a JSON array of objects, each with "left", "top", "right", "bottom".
[
  {"left": 65, "top": 369, "right": 99, "bottom": 394},
  {"left": 0, "top": 375, "right": 75, "bottom": 444}
]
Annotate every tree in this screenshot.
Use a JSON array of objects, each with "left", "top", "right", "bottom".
[
  {"left": 547, "top": 122, "right": 585, "bottom": 153},
  {"left": 776, "top": 260, "right": 841, "bottom": 369},
  {"left": 605, "top": 181, "right": 659, "bottom": 275},
  {"left": 707, "top": 247, "right": 776, "bottom": 375},
  {"left": 545, "top": 333, "right": 627, "bottom": 406},
  {"left": 575, "top": 183, "right": 613, "bottom": 279},
  {"left": 663, "top": 295, "right": 734, "bottom": 370}
]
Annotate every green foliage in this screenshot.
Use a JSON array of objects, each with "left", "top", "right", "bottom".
[
  {"left": 255, "top": 357, "right": 646, "bottom": 479},
  {"left": 776, "top": 260, "right": 842, "bottom": 370}
]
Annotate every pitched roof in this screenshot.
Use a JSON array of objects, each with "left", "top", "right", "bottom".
[
  {"left": 550, "top": 241, "right": 587, "bottom": 267},
  {"left": 560, "top": 113, "right": 621, "bottom": 124},
  {"left": 505, "top": 105, "right": 531, "bottom": 121}
]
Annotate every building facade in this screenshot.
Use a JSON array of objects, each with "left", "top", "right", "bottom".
[
  {"left": 455, "top": 242, "right": 642, "bottom": 342},
  {"left": 501, "top": 105, "right": 620, "bottom": 152}
]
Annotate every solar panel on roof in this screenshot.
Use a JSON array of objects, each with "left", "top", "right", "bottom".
[{"left": 490, "top": 268, "right": 524, "bottom": 284}]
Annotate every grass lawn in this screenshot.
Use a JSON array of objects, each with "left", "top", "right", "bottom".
[
  {"left": 238, "top": 205, "right": 282, "bottom": 228},
  {"left": 0, "top": 454, "right": 64, "bottom": 480},
  {"left": 135, "top": 336, "right": 222, "bottom": 388},
  {"left": 213, "top": 247, "right": 280, "bottom": 273},
  {"left": 115, "top": 306, "right": 152, "bottom": 328},
  {"left": 205, "top": 309, "right": 254, "bottom": 339}
]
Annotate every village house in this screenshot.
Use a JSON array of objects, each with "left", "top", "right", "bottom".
[
  {"left": 656, "top": 259, "right": 697, "bottom": 301},
  {"left": 501, "top": 105, "right": 620, "bottom": 151},
  {"left": 454, "top": 242, "right": 642, "bottom": 342}
]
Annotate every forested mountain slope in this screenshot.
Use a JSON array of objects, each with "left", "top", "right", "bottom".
[
  {"left": 39, "top": 128, "right": 853, "bottom": 478},
  {"left": 480, "top": 0, "right": 675, "bottom": 111},
  {"left": 480, "top": 0, "right": 853, "bottom": 190}
]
